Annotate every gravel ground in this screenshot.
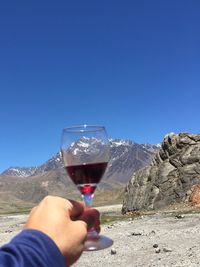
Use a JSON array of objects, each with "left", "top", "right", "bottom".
[{"left": 1, "top": 206, "right": 200, "bottom": 266}]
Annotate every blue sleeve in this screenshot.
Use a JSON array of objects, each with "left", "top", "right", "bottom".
[{"left": 0, "top": 229, "right": 66, "bottom": 267}]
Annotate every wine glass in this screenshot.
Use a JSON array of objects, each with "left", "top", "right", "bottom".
[{"left": 61, "top": 124, "right": 113, "bottom": 251}]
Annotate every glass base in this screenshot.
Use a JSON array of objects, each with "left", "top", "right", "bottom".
[{"left": 84, "top": 231, "right": 113, "bottom": 251}]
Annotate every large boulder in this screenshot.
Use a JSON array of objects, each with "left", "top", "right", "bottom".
[{"left": 122, "top": 133, "right": 200, "bottom": 213}]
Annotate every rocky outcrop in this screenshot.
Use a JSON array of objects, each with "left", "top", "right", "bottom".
[
  {"left": 122, "top": 133, "right": 200, "bottom": 213},
  {"left": 188, "top": 184, "right": 200, "bottom": 206}
]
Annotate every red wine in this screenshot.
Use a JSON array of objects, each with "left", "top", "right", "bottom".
[{"left": 65, "top": 162, "right": 108, "bottom": 195}]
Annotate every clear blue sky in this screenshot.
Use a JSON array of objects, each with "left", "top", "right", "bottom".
[{"left": 1, "top": 0, "right": 200, "bottom": 171}]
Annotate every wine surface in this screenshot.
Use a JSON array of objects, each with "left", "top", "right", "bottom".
[{"left": 65, "top": 162, "right": 108, "bottom": 194}]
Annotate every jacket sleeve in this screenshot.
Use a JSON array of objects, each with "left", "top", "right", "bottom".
[{"left": 0, "top": 229, "right": 66, "bottom": 267}]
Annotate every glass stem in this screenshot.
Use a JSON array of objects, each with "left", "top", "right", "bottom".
[
  {"left": 83, "top": 193, "right": 93, "bottom": 207},
  {"left": 82, "top": 193, "right": 98, "bottom": 240}
]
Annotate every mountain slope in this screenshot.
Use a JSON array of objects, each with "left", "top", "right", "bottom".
[
  {"left": 0, "top": 139, "right": 159, "bottom": 213},
  {"left": 2, "top": 139, "right": 159, "bottom": 183}
]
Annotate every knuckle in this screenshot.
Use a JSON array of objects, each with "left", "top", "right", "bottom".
[{"left": 43, "top": 195, "right": 54, "bottom": 203}]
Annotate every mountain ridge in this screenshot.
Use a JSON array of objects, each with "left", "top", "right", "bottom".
[
  {"left": 0, "top": 138, "right": 159, "bottom": 213},
  {"left": 1, "top": 139, "right": 160, "bottom": 183}
]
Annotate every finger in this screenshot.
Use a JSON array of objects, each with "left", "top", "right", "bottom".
[
  {"left": 79, "top": 208, "right": 100, "bottom": 231},
  {"left": 66, "top": 199, "right": 85, "bottom": 219},
  {"left": 39, "top": 196, "right": 84, "bottom": 219}
]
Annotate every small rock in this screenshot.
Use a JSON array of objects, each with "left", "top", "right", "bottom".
[
  {"left": 149, "top": 230, "right": 156, "bottom": 235},
  {"left": 175, "top": 214, "right": 185, "bottom": 219},
  {"left": 131, "top": 232, "right": 142, "bottom": 236},
  {"left": 153, "top": 244, "right": 159, "bottom": 248},
  {"left": 163, "top": 247, "right": 172, "bottom": 252},
  {"left": 111, "top": 248, "right": 117, "bottom": 255},
  {"left": 155, "top": 248, "right": 161, "bottom": 253},
  {"left": 5, "top": 230, "right": 12, "bottom": 233}
]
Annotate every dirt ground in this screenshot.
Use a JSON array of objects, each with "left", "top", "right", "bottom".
[{"left": 1, "top": 204, "right": 200, "bottom": 267}]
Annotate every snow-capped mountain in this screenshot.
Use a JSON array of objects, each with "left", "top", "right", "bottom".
[
  {"left": 107, "top": 139, "right": 159, "bottom": 182},
  {"left": 1, "top": 167, "right": 37, "bottom": 177},
  {"left": 1, "top": 139, "right": 160, "bottom": 182},
  {"left": 62, "top": 136, "right": 110, "bottom": 166}
]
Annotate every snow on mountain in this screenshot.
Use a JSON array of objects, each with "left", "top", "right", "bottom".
[
  {"left": 1, "top": 167, "right": 38, "bottom": 177},
  {"left": 109, "top": 139, "right": 133, "bottom": 147},
  {"left": 106, "top": 140, "right": 159, "bottom": 182},
  {"left": 1, "top": 139, "right": 160, "bottom": 183}
]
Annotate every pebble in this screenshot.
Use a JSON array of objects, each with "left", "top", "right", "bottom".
[
  {"left": 131, "top": 231, "right": 142, "bottom": 236},
  {"left": 155, "top": 248, "right": 161, "bottom": 253},
  {"left": 153, "top": 244, "right": 159, "bottom": 248},
  {"left": 150, "top": 230, "right": 156, "bottom": 235},
  {"left": 175, "top": 214, "right": 185, "bottom": 219},
  {"left": 5, "top": 230, "right": 12, "bottom": 233},
  {"left": 163, "top": 247, "right": 172, "bottom": 252},
  {"left": 111, "top": 248, "right": 117, "bottom": 255}
]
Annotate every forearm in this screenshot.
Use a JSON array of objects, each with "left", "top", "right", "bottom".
[{"left": 0, "top": 229, "right": 66, "bottom": 267}]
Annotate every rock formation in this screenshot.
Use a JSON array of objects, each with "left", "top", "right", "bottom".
[{"left": 122, "top": 133, "right": 200, "bottom": 213}]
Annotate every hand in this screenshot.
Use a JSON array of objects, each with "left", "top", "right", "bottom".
[{"left": 24, "top": 196, "right": 100, "bottom": 266}]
